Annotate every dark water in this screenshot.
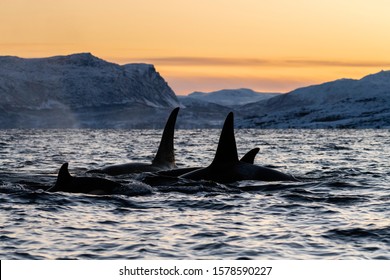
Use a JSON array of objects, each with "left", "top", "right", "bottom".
[{"left": 1, "top": 129, "right": 389, "bottom": 259}]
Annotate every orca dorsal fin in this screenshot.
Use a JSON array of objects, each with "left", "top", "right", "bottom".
[
  {"left": 51, "top": 162, "right": 72, "bottom": 191},
  {"left": 211, "top": 112, "right": 239, "bottom": 164},
  {"left": 152, "top": 107, "right": 180, "bottom": 167},
  {"left": 240, "top": 147, "right": 260, "bottom": 164}
]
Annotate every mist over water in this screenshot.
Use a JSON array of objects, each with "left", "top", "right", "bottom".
[{"left": 1, "top": 129, "right": 389, "bottom": 259}]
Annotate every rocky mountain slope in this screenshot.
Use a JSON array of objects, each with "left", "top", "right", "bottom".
[
  {"left": 0, "top": 53, "right": 389, "bottom": 128},
  {"left": 237, "top": 71, "right": 390, "bottom": 128},
  {"left": 0, "top": 53, "right": 179, "bottom": 128}
]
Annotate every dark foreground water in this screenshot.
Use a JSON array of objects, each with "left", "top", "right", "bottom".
[{"left": 1, "top": 129, "right": 389, "bottom": 259}]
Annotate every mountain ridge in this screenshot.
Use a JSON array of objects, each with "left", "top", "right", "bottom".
[
  {"left": 186, "top": 88, "right": 280, "bottom": 107},
  {"left": 0, "top": 53, "right": 179, "bottom": 128},
  {"left": 237, "top": 70, "right": 390, "bottom": 128},
  {"left": 0, "top": 53, "right": 389, "bottom": 128}
]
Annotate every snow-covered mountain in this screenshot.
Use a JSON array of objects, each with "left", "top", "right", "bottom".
[
  {"left": 0, "top": 53, "right": 179, "bottom": 128},
  {"left": 238, "top": 71, "right": 390, "bottom": 128},
  {"left": 186, "top": 88, "right": 279, "bottom": 107},
  {"left": 1, "top": 53, "right": 389, "bottom": 129},
  {"left": 177, "top": 96, "right": 239, "bottom": 128}
]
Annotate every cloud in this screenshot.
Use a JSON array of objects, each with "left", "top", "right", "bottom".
[
  {"left": 133, "top": 56, "right": 390, "bottom": 68},
  {"left": 138, "top": 57, "right": 269, "bottom": 66},
  {"left": 284, "top": 59, "right": 390, "bottom": 68},
  {"left": 130, "top": 57, "right": 390, "bottom": 94}
]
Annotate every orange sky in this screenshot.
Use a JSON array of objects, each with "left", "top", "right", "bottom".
[{"left": 1, "top": 0, "right": 390, "bottom": 94}]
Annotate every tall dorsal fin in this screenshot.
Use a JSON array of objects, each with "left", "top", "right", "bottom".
[
  {"left": 240, "top": 147, "right": 260, "bottom": 164},
  {"left": 51, "top": 162, "right": 72, "bottom": 191},
  {"left": 152, "top": 107, "right": 180, "bottom": 166},
  {"left": 211, "top": 112, "right": 239, "bottom": 164}
]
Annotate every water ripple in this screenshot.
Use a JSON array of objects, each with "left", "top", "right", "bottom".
[{"left": 0, "top": 129, "right": 389, "bottom": 259}]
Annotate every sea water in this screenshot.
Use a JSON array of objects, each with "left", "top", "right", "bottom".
[{"left": 1, "top": 129, "right": 389, "bottom": 259}]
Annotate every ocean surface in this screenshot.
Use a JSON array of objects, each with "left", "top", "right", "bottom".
[{"left": 1, "top": 129, "right": 389, "bottom": 259}]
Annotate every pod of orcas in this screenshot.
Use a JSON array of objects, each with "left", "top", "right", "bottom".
[{"left": 50, "top": 107, "right": 298, "bottom": 195}]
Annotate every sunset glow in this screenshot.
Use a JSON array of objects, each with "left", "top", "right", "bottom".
[{"left": 1, "top": 0, "right": 390, "bottom": 94}]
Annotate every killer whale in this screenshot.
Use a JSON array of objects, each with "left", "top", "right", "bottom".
[
  {"left": 48, "top": 163, "right": 122, "bottom": 194},
  {"left": 88, "top": 107, "right": 180, "bottom": 176},
  {"left": 180, "top": 112, "right": 297, "bottom": 183},
  {"left": 240, "top": 147, "right": 260, "bottom": 164},
  {"left": 156, "top": 147, "right": 260, "bottom": 177}
]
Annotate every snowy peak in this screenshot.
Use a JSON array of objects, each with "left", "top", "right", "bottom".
[
  {"left": 0, "top": 53, "right": 107, "bottom": 68},
  {"left": 239, "top": 70, "right": 390, "bottom": 128},
  {"left": 124, "top": 63, "right": 154, "bottom": 72},
  {"left": 0, "top": 53, "right": 180, "bottom": 128},
  {"left": 44, "top": 53, "right": 108, "bottom": 67},
  {"left": 187, "top": 88, "right": 280, "bottom": 106},
  {"left": 286, "top": 70, "right": 390, "bottom": 105},
  {"left": 0, "top": 53, "right": 179, "bottom": 109},
  {"left": 359, "top": 70, "right": 390, "bottom": 85}
]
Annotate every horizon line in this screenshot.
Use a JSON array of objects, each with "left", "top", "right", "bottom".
[{"left": 113, "top": 56, "right": 390, "bottom": 68}]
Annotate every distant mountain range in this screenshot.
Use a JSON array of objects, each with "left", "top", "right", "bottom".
[
  {"left": 0, "top": 53, "right": 389, "bottom": 128},
  {"left": 185, "top": 88, "right": 280, "bottom": 107},
  {"left": 237, "top": 71, "right": 390, "bottom": 128},
  {"left": 176, "top": 89, "right": 279, "bottom": 128},
  {"left": 181, "top": 71, "right": 390, "bottom": 128}
]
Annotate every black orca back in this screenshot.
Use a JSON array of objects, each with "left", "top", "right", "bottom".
[
  {"left": 49, "top": 162, "right": 121, "bottom": 194},
  {"left": 181, "top": 112, "right": 297, "bottom": 183}
]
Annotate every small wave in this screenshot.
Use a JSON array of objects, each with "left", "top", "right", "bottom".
[
  {"left": 317, "top": 143, "right": 353, "bottom": 151},
  {"left": 166, "top": 197, "right": 238, "bottom": 211},
  {"left": 88, "top": 195, "right": 154, "bottom": 210},
  {"left": 325, "top": 181, "right": 363, "bottom": 188},
  {"left": 237, "top": 182, "right": 304, "bottom": 192},
  {"left": 191, "top": 231, "right": 226, "bottom": 239},
  {"left": 155, "top": 183, "right": 238, "bottom": 194},
  {"left": 192, "top": 241, "right": 232, "bottom": 251},
  {"left": 281, "top": 192, "right": 366, "bottom": 205},
  {"left": 0, "top": 183, "right": 27, "bottom": 194},
  {"left": 324, "top": 226, "right": 390, "bottom": 244},
  {"left": 171, "top": 223, "right": 201, "bottom": 229}
]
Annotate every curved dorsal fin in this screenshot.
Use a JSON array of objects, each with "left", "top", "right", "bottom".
[
  {"left": 52, "top": 162, "right": 72, "bottom": 190},
  {"left": 152, "top": 107, "right": 180, "bottom": 166},
  {"left": 211, "top": 112, "right": 239, "bottom": 164},
  {"left": 240, "top": 147, "right": 260, "bottom": 164}
]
